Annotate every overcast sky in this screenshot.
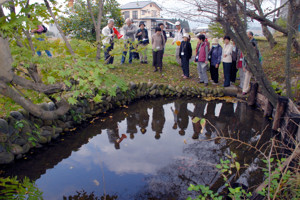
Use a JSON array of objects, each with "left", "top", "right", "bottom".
[{"left": 26, "top": 0, "right": 276, "bottom": 29}]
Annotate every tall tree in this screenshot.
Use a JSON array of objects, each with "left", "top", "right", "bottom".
[
  {"left": 87, "top": 0, "right": 103, "bottom": 60},
  {"left": 44, "top": 0, "right": 75, "bottom": 55}
]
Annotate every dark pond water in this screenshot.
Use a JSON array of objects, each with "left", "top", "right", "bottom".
[{"left": 1, "top": 98, "right": 273, "bottom": 200}]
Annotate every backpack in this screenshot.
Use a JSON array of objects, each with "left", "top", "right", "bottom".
[{"left": 42, "top": 25, "right": 48, "bottom": 33}]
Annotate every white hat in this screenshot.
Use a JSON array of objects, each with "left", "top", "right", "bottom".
[
  {"left": 175, "top": 21, "right": 181, "bottom": 26},
  {"left": 183, "top": 33, "right": 189, "bottom": 38}
]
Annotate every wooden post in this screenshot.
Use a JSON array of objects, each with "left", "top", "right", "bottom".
[
  {"left": 247, "top": 82, "right": 259, "bottom": 106},
  {"left": 272, "top": 96, "right": 288, "bottom": 131},
  {"left": 263, "top": 100, "right": 273, "bottom": 118}
]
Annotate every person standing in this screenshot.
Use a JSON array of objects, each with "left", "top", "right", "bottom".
[
  {"left": 172, "top": 21, "right": 186, "bottom": 66},
  {"left": 208, "top": 38, "right": 222, "bottom": 85},
  {"left": 195, "top": 34, "right": 209, "bottom": 86},
  {"left": 158, "top": 23, "right": 167, "bottom": 54},
  {"left": 152, "top": 27, "right": 165, "bottom": 72},
  {"left": 230, "top": 40, "right": 239, "bottom": 83},
  {"left": 121, "top": 18, "right": 137, "bottom": 64},
  {"left": 31, "top": 24, "right": 52, "bottom": 57},
  {"left": 136, "top": 22, "right": 149, "bottom": 64},
  {"left": 242, "top": 41, "right": 261, "bottom": 95},
  {"left": 221, "top": 35, "right": 233, "bottom": 87},
  {"left": 179, "top": 33, "right": 192, "bottom": 78},
  {"left": 247, "top": 31, "right": 257, "bottom": 46},
  {"left": 237, "top": 51, "right": 245, "bottom": 89},
  {"left": 102, "top": 19, "right": 115, "bottom": 64}
]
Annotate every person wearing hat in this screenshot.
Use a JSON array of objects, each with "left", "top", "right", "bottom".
[
  {"left": 172, "top": 21, "right": 186, "bottom": 66},
  {"left": 136, "top": 22, "right": 149, "bottom": 64},
  {"left": 179, "top": 33, "right": 192, "bottom": 78},
  {"left": 121, "top": 18, "right": 137, "bottom": 64},
  {"left": 195, "top": 34, "right": 209, "bottom": 86},
  {"left": 208, "top": 38, "right": 223, "bottom": 84}
]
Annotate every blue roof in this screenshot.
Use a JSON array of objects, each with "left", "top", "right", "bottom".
[{"left": 120, "top": 1, "right": 161, "bottom": 10}]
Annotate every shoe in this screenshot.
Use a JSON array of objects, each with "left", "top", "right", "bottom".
[
  {"left": 140, "top": 61, "right": 144, "bottom": 64},
  {"left": 183, "top": 76, "right": 188, "bottom": 79},
  {"left": 242, "top": 92, "right": 247, "bottom": 95},
  {"left": 204, "top": 83, "right": 208, "bottom": 86},
  {"left": 144, "top": 61, "right": 148, "bottom": 64},
  {"left": 209, "top": 80, "right": 214, "bottom": 83},
  {"left": 154, "top": 69, "right": 158, "bottom": 72},
  {"left": 212, "top": 82, "right": 217, "bottom": 85},
  {"left": 181, "top": 74, "right": 184, "bottom": 77},
  {"left": 198, "top": 81, "right": 204, "bottom": 84},
  {"left": 159, "top": 68, "right": 162, "bottom": 73}
]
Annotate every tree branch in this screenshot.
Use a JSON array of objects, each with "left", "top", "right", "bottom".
[
  {"left": 12, "top": 74, "right": 66, "bottom": 95},
  {"left": 0, "top": 81, "right": 70, "bottom": 120}
]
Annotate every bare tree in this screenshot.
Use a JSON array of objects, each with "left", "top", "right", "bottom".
[{"left": 87, "top": 0, "right": 104, "bottom": 60}]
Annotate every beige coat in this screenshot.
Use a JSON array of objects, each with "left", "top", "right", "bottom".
[{"left": 222, "top": 43, "right": 233, "bottom": 63}]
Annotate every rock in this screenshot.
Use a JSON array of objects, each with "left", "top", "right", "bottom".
[
  {"left": 149, "top": 90, "right": 156, "bottom": 96},
  {"left": 159, "top": 90, "right": 164, "bottom": 96},
  {"left": 106, "top": 96, "right": 112, "bottom": 102},
  {"left": 176, "top": 86, "right": 183, "bottom": 93},
  {"left": 33, "top": 118, "right": 44, "bottom": 127},
  {"left": 150, "top": 84, "right": 157, "bottom": 90},
  {"left": 41, "top": 130, "right": 52, "bottom": 137},
  {"left": 51, "top": 134, "right": 59, "bottom": 140},
  {"left": 0, "top": 152, "right": 14, "bottom": 164},
  {"left": 147, "top": 82, "right": 153, "bottom": 88},
  {"left": 40, "top": 103, "right": 50, "bottom": 111},
  {"left": 38, "top": 136, "right": 48, "bottom": 144},
  {"left": 0, "top": 133, "right": 8, "bottom": 143},
  {"left": 10, "top": 111, "right": 24, "bottom": 120},
  {"left": 22, "top": 143, "right": 30, "bottom": 154},
  {"left": 48, "top": 102, "right": 56, "bottom": 111},
  {"left": 14, "top": 138, "right": 26, "bottom": 146},
  {"left": 44, "top": 120, "right": 53, "bottom": 126},
  {"left": 224, "top": 86, "right": 239, "bottom": 96},
  {"left": 129, "top": 82, "right": 137, "bottom": 90},
  {"left": 65, "top": 121, "right": 74, "bottom": 128},
  {"left": 16, "top": 154, "right": 23, "bottom": 160},
  {"left": 19, "top": 110, "right": 29, "bottom": 119},
  {"left": 56, "top": 120, "right": 67, "bottom": 129},
  {"left": 10, "top": 144, "right": 23, "bottom": 155}
]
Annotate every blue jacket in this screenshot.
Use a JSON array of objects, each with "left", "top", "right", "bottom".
[
  {"left": 136, "top": 28, "right": 149, "bottom": 44},
  {"left": 209, "top": 44, "right": 222, "bottom": 66}
]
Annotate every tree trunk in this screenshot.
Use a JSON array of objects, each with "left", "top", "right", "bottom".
[
  {"left": 44, "top": 0, "right": 75, "bottom": 56},
  {"left": 285, "top": 1, "right": 296, "bottom": 98},
  {"left": 0, "top": 37, "right": 14, "bottom": 83},
  {"left": 261, "top": 23, "right": 277, "bottom": 48},
  {"left": 87, "top": 0, "right": 103, "bottom": 60},
  {"left": 96, "top": 0, "right": 104, "bottom": 60},
  {"left": 253, "top": 0, "right": 277, "bottom": 49}
]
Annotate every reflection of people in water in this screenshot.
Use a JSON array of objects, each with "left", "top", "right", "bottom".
[
  {"left": 188, "top": 102, "right": 206, "bottom": 139},
  {"left": 137, "top": 103, "right": 149, "bottom": 134},
  {"left": 170, "top": 102, "right": 180, "bottom": 129},
  {"left": 151, "top": 100, "right": 166, "bottom": 140},
  {"left": 127, "top": 113, "right": 138, "bottom": 139},
  {"left": 177, "top": 100, "right": 189, "bottom": 136},
  {"left": 204, "top": 102, "right": 217, "bottom": 139}
]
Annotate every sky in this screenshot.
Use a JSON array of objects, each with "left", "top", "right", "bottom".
[{"left": 26, "top": 0, "right": 276, "bottom": 29}]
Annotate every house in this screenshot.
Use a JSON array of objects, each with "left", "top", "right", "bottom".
[{"left": 120, "top": 1, "right": 175, "bottom": 37}]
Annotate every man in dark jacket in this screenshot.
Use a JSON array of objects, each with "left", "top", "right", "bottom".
[
  {"left": 136, "top": 22, "right": 149, "bottom": 64},
  {"left": 179, "top": 33, "right": 192, "bottom": 78}
]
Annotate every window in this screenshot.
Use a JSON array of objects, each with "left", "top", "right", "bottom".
[
  {"left": 150, "top": 4, "right": 153, "bottom": 7},
  {"left": 132, "top": 11, "right": 138, "bottom": 19},
  {"left": 141, "top": 10, "right": 146, "bottom": 15},
  {"left": 151, "top": 10, "right": 157, "bottom": 17},
  {"left": 123, "top": 11, "right": 129, "bottom": 19}
]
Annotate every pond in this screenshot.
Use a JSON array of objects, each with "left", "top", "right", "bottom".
[{"left": 0, "top": 98, "right": 273, "bottom": 200}]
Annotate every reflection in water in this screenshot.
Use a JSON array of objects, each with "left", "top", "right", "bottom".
[{"left": 0, "top": 98, "right": 272, "bottom": 200}]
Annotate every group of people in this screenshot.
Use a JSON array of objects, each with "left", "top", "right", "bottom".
[{"left": 101, "top": 18, "right": 262, "bottom": 95}]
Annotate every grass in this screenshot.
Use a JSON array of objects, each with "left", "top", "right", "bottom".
[{"left": 0, "top": 36, "right": 299, "bottom": 118}]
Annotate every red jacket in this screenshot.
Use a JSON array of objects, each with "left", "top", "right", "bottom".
[{"left": 195, "top": 42, "right": 207, "bottom": 62}]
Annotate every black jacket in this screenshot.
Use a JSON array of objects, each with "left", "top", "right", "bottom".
[
  {"left": 136, "top": 28, "right": 149, "bottom": 44},
  {"left": 179, "top": 41, "right": 192, "bottom": 60},
  {"left": 162, "top": 30, "right": 167, "bottom": 42}
]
